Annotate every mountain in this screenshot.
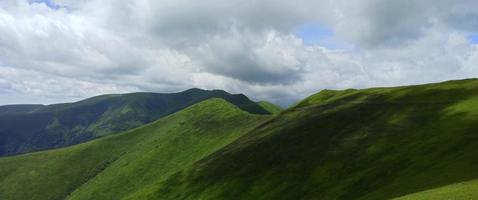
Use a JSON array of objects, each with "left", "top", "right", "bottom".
[
  {"left": 257, "top": 101, "right": 283, "bottom": 114},
  {"left": 2, "top": 78, "right": 478, "bottom": 199},
  {"left": 128, "top": 78, "right": 478, "bottom": 199},
  {"left": 0, "top": 88, "right": 270, "bottom": 157},
  {"left": 0, "top": 104, "right": 45, "bottom": 116},
  {"left": 0, "top": 98, "right": 271, "bottom": 200}
]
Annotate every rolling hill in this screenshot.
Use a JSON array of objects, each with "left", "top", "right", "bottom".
[
  {"left": 1, "top": 79, "right": 478, "bottom": 199},
  {"left": 128, "top": 78, "right": 478, "bottom": 200},
  {"left": 0, "top": 98, "right": 270, "bottom": 200},
  {"left": 0, "top": 88, "right": 270, "bottom": 157}
]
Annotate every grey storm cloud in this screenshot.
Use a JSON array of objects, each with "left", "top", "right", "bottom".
[
  {"left": 330, "top": 0, "right": 478, "bottom": 47},
  {"left": 0, "top": 0, "right": 478, "bottom": 106}
]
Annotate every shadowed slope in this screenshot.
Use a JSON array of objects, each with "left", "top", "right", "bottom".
[
  {"left": 0, "top": 98, "right": 270, "bottom": 200},
  {"left": 132, "top": 79, "right": 478, "bottom": 200}
]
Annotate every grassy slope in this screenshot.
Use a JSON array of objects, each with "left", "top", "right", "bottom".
[
  {"left": 394, "top": 179, "right": 478, "bottom": 200},
  {"left": 258, "top": 101, "right": 283, "bottom": 114},
  {"left": 0, "top": 98, "right": 270, "bottom": 200},
  {"left": 0, "top": 89, "right": 270, "bottom": 156},
  {"left": 130, "top": 78, "right": 478, "bottom": 200}
]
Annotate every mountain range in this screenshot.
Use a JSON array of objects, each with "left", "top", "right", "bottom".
[
  {"left": 0, "top": 88, "right": 271, "bottom": 157},
  {"left": 1, "top": 79, "right": 478, "bottom": 199}
]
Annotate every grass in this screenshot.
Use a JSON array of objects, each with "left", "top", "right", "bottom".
[
  {"left": 0, "top": 98, "right": 270, "bottom": 200},
  {"left": 129, "top": 78, "right": 478, "bottom": 200},
  {"left": 394, "top": 179, "right": 478, "bottom": 200},
  {"left": 257, "top": 101, "right": 284, "bottom": 114},
  {"left": 3, "top": 79, "right": 478, "bottom": 199}
]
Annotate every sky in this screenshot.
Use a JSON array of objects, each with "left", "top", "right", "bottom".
[{"left": 0, "top": 0, "right": 478, "bottom": 106}]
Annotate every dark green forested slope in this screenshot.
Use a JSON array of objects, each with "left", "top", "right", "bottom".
[
  {"left": 129, "top": 79, "right": 478, "bottom": 200},
  {"left": 0, "top": 98, "right": 270, "bottom": 200},
  {"left": 0, "top": 104, "right": 45, "bottom": 116},
  {"left": 0, "top": 88, "right": 269, "bottom": 156}
]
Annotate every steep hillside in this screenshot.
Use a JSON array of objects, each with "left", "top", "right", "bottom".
[
  {"left": 0, "top": 98, "right": 270, "bottom": 200},
  {"left": 0, "top": 89, "right": 270, "bottom": 156},
  {"left": 257, "top": 101, "right": 283, "bottom": 114},
  {"left": 129, "top": 79, "right": 478, "bottom": 200}
]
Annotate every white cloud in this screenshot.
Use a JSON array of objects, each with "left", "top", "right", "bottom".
[
  {"left": 0, "top": 66, "right": 137, "bottom": 104},
  {"left": 0, "top": 0, "right": 478, "bottom": 106}
]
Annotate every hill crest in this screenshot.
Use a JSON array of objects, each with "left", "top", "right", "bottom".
[{"left": 0, "top": 88, "right": 270, "bottom": 157}]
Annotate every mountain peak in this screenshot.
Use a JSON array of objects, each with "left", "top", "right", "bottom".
[{"left": 0, "top": 88, "right": 270, "bottom": 157}]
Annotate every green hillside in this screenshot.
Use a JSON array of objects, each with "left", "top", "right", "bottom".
[
  {"left": 0, "top": 89, "right": 270, "bottom": 156},
  {"left": 394, "top": 179, "right": 478, "bottom": 200},
  {"left": 128, "top": 79, "right": 478, "bottom": 200},
  {"left": 258, "top": 101, "right": 283, "bottom": 114},
  {"left": 3, "top": 79, "right": 478, "bottom": 200},
  {"left": 0, "top": 98, "right": 270, "bottom": 200}
]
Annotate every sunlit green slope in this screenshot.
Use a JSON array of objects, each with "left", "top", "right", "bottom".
[
  {"left": 0, "top": 98, "right": 270, "bottom": 200},
  {"left": 394, "top": 179, "right": 478, "bottom": 200}
]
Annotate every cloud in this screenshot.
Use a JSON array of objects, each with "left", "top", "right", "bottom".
[
  {"left": 0, "top": 0, "right": 478, "bottom": 106},
  {"left": 0, "top": 66, "right": 137, "bottom": 104}
]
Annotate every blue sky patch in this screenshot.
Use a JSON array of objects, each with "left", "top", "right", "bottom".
[
  {"left": 29, "top": 0, "right": 65, "bottom": 10},
  {"left": 295, "top": 24, "right": 353, "bottom": 50},
  {"left": 295, "top": 24, "right": 334, "bottom": 43},
  {"left": 470, "top": 34, "right": 478, "bottom": 44}
]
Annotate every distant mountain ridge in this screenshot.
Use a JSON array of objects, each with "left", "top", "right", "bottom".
[
  {"left": 0, "top": 88, "right": 270, "bottom": 157},
  {"left": 0, "top": 104, "right": 45, "bottom": 116}
]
